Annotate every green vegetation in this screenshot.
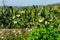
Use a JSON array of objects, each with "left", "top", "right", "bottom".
[
  {"left": 0, "top": 5, "right": 60, "bottom": 40},
  {"left": 0, "top": 5, "right": 60, "bottom": 29}
]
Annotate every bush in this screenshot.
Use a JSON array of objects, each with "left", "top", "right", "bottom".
[
  {"left": 0, "top": 6, "right": 60, "bottom": 28},
  {"left": 26, "top": 26, "right": 60, "bottom": 40}
]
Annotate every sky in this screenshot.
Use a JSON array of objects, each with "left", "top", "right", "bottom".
[{"left": 0, "top": 0, "right": 60, "bottom": 6}]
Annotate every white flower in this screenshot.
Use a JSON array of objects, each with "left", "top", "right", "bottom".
[
  {"left": 26, "top": 28, "right": 29, "bottom": 30},
  {"left": 13, "top": 30, "right": 16, "bottom": 33},
  {"left": 28, "top": 30, "right": 31, "bottom": 32},
  {"left": 18, "top": 31, "right": 21, "bottom": 34},
  {"left": 1, "top": 37, "right": 4, "bottom": 39},
  {"left": 12, "top": 16, "right": 15, "bottom": 19},
  {"left": 28, "top": 29, "right": 32, "bottom": 32},
  {"left": 45, "top": 21, "right": 48, "bottom": 25},
  {"left": 13, "top": 21, "right": 17, "bottom": 24},
  {"left": 38, "top": 13, "right": 41, "bottom": 15},
  {"left": 21, "top": 11, "right": 25, "bottom": 13},
  {"left": 18, "top": 30, "right": 20, "bottom": 33},
  {"left": 39, "top": 19, "right": 43, "bottom": 22},
  {"left": 30, "top": 29, "right": 32, "bottom": 31},
  {"left": 39, "top": 18, "right": 44, "bottom": 22},
  {"left": 16, "top": 14, "right": 20, "bottom": 17},
  {"left": 45, "top": 21, "right": 50, "bottom": 25}
]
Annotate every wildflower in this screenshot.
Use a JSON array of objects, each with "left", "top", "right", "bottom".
[
  {"left": 12, "top": 16, "right": 15, "bottom": 19},
  {"left": 21, "top": 11, "right": 25, "bottom": 13},
  {"left": 13, "top": 30, "right": 16, "bottom": 33},
  {"left": 18, "top": 30, "right": 20, "bottom": 33},
  {"left": 39, "top": 19, "right": 43, "bottom": 22},
  {"left": 45, "top": 21, "right": 48, "bottom": 25},
  {"left": 39, "top": 18, "right": 44, "bottom": 22},
  {"left": 28, "top": 29, "right": 31, "bottom": 32},
  {"left": 45, "top": 21, "right": 50, "bottom": 25},
  {"left": 13, "top": 21, "right": 17, "bottom": 24},
  {"left": 28, "top": 29, "right": 32, "bottom": 32},
  {"left": 16, "top": 14, "right": 20, "bottom": 17},
  {"left": 30, "top": 29, "right": 32, "bottom": 31},
  {"left": 26, "top": 28, "right": 29, "bottom": 30},
  {"left": 38, "top": 13, "right": 41, "bottom": 15},
  {"left": 1, "top": 37, "right": 4, "bottom": 39},
  {"left": 18, "top": 31, "right": 21, "bottom": 34}
]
